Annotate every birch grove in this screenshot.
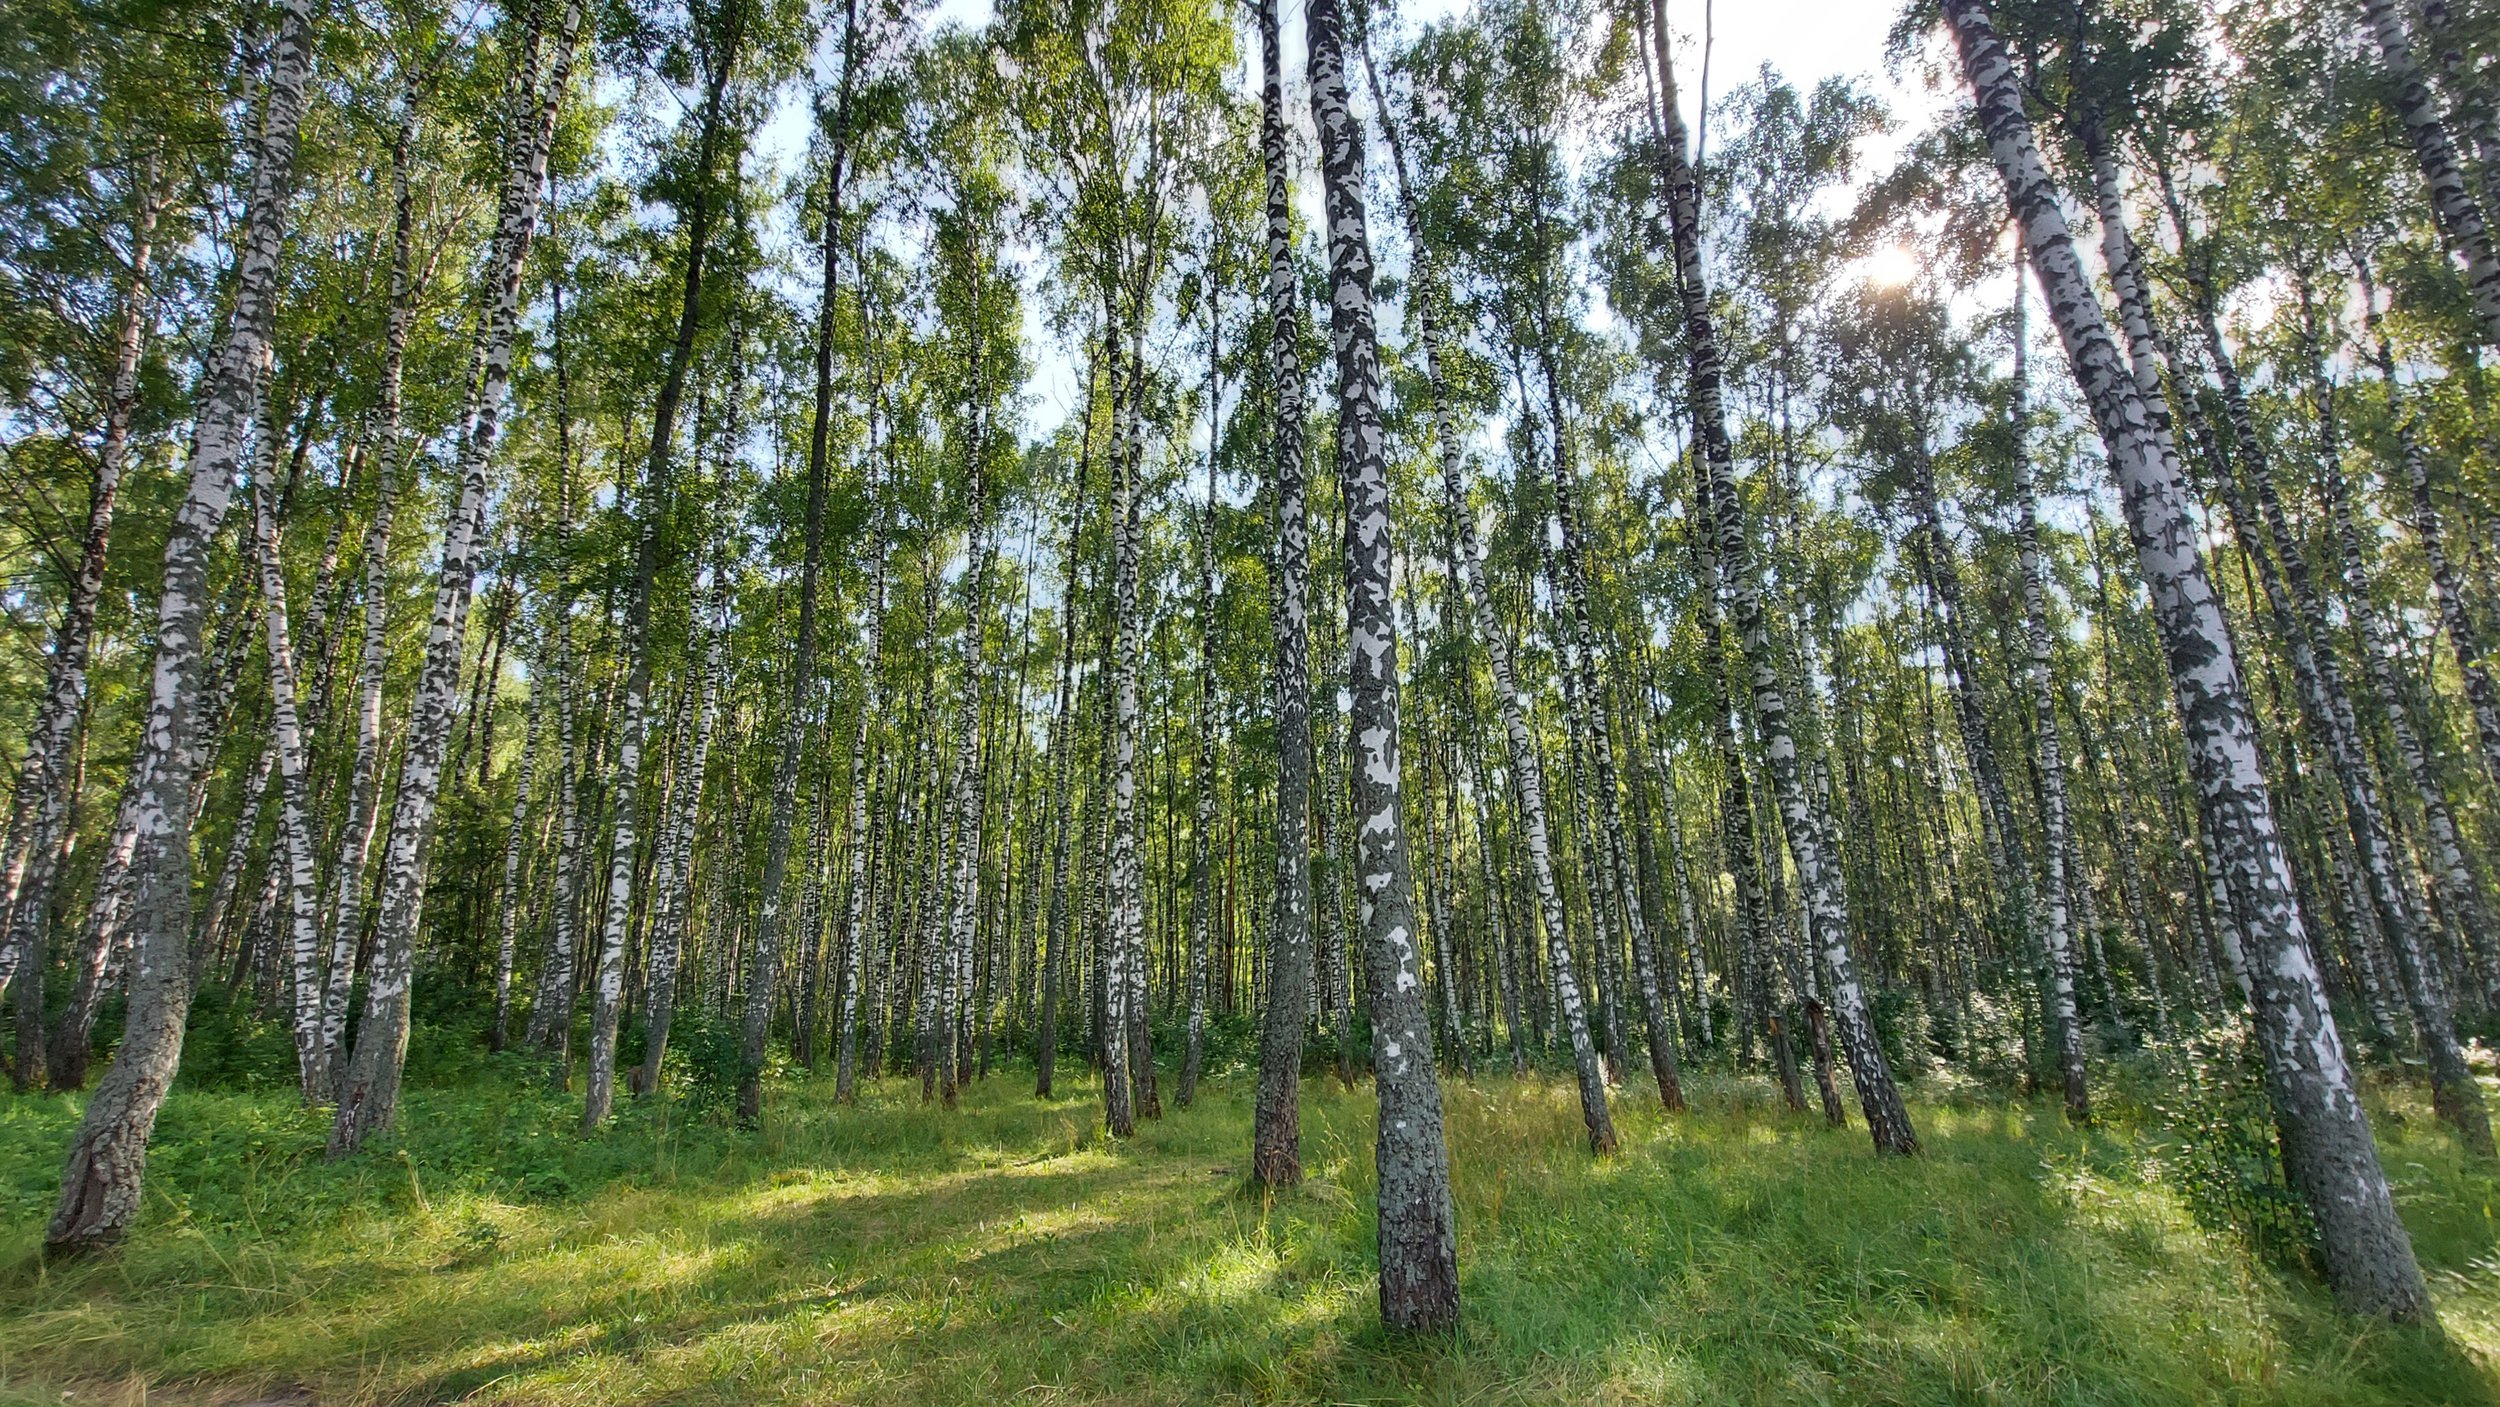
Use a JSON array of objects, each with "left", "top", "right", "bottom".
[{"left": 13, "top": 0, "right": 2500, "bottom": 1344}]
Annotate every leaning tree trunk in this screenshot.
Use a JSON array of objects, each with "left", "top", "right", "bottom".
[
  {"left": 1648, "top": 0, "right": 1917, "bottom": 1156},
  {"left": 1946, "top": 0, "right": 2432, "bottom": 1323},
  {"left": 315, "top": 91, "right": 424, "bottom": 1092},
  {"left": 0, "top": 163, "right": 162, "bottom": 1017},
  {"left": 46, "top": 0, "right": 316, "bottom": 1254},
  {"left": 331, "top": 0, "right": 579, "bottom": 1157},
  {"left": 2316, "top": 413, "right": 2496, "bottom": 1151},
  {"left": 1250, "top": 0, "right": 1316, "bottom": 1189},
  {"left": 1917, "top": 460, "right": 2021, "bottom": 906},
  {"left": 2355, "top": 269, "right": 2500, "bottom": 800},
  {"left": 251, "top": 472, "right": 328, "bottom": 1101},
  {"left": 2420, "top": 0, "right": 2500, "bottom": 243},
  {"left": 66, "top": 574, "right": 258, "bottom": 1038},
  {"left": 2361, "top": 0, "right": 2500, "bottom": 347},
  {"left": 1309, "top": 0, "right": 1460, "bottom": 1332},
  {"left": 1686, "top": 457, "right": 1787, "bottom": 1103},
  {"left": 2162, "top": 237, "right": 2492, "bottom": 1152}
]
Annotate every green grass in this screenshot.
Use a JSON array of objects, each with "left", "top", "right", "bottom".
[{"left": 2, "top": 1055, "right": 2498, "bottom": 1405}]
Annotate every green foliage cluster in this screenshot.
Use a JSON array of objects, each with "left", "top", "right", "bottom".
[{"left": 2134, "top": 1023, "right": 2323, "bottom": 1271}]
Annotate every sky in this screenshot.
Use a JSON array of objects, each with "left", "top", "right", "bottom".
[{"left": 743, "top": 0, "right": 1955, "bottom": 443}]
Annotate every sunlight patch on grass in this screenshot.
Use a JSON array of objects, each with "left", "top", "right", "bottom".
[{"left": 4, "top": 1068, "right": 2498, "bottom": 1405}]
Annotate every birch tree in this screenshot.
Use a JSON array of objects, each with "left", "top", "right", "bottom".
[
  {"left": 47, "top": 0, "right": 318, "bottom": 1253},
  {"left": 1945, "top": 0, "right": 2433, "bottom": 1323},
  {"left": 1308, "top": 0, "right": 1459, "bottom": 1330},
  {"left": 331, "top": 0, "right": 582, "bottom": 1156}
]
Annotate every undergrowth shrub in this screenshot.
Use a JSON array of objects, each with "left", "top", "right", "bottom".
[
  {"left": 2138, "top": 1021, "right": 2319, "bottom": 1271},
  {"left": 662, "top": 1006, "right": 748, "bottom": 1115},
  {"left": 175, "top": 997, "right": 299, "bottom": 1093}
]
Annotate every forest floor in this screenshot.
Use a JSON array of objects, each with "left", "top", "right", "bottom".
[{"left": 2, "top": 1049, "right": 2499, "bottom": 1406}]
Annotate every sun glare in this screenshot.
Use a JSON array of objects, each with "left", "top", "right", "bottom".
[{"left": 1862, "top": 242, "right": 1921, "bottom": 289}]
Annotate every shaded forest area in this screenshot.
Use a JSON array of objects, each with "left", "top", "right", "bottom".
[{"left": 8, "top": 0, "right": 2500, "bottom": 1398}]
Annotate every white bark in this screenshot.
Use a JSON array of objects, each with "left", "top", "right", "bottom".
[
  {"left": 2011, "top": 254, "right": 2088, "bottom": 1120},
  {"left": 48, "top": 0, "right": 316, "bottom": 1251},
  {"left": 1649, "top": 0, "right": 1917, "bottom": 1155},
  {"left": 1309, "top": 0, "right": 1459, "bottom": 1328},
  {"left": 1947, "top": 0, "right": 2432, "bottom": 1321},
  {"left": 635, "top": 571, "right": 725, "bottom": 1094},
  {"left": 1249, "top": 0, "right": 1314, "bottom": 1186},
  {"left": 1100, "top": 321, "right": 1143, "bottom": 1137},
  {"left": 491, "top": 688, "right": 540, "bottom": 1052},
  {"left": 331, "top": 0, "right": 581, "bottom": 1155},
  {"left": 315, "top": 92, "right": 424, "bottom": 1088},
  {"left": 1366, "top": 48, "right": 1614, "bottom": 1148},
  {"left": 940, "top": 426, "right": 995, "bottom": 1109},
  {"left": 251, "top": 468, "right": 326, "bottom": 1101},
  {"left": 0, "top": 164, "right": 162, "bottom": 1009},
  {"left": 836, "top": 410, "right": 890, "bottom": 1103},
  {"left": 2362, "top": 0, "right": 2500, "bottom": 346}
]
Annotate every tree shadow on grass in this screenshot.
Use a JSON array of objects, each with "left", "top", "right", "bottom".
[{"left": 5, "top": 1073, "right": 2498, "bottom": 1405}]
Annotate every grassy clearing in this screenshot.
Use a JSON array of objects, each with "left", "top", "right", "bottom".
[{"left": 2, "top": 1057, "right": 2497, "bottom": 1406}]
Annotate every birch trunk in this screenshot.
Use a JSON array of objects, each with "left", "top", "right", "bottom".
[
  {"left": 2361, "top": 0, "right": 2500, "bottom": 346},
  {"left": 331, "top": 0, "right": 580, "bottom": 1156},
  {"left": 1180, "top": 324, "right": 1220, "bottom": 1107},
  {"left": 490, "top": 691, "right": 540, "bottom": 1052},
  {"left": 1100, "top": 305, "right": 1145, "bottom": 1137},
  {"left": 634, "top": 572, "right": 724, "bottom": 1094},
  {"left": 196, "top": 739, "right": 274, "bottom": 983},
  {"left": 1648, "top": 0, "right": 1917, "bottom": 1155},
  {"left": 251, "top": 470, "right": 327, "bottom": 1101},
  {"left": 1540, "top": 345, "right": 1680, "bottom": 1108},
  {"left": 2317, "top": 420, "right": 2495, "bottom": 1149},
  {"left": 1250, "top": 0, "right": 1315, "bottom": 1186},
  {"left": 317, "top": 96, "right": 424, "bottom": 1089},
  {"left": 597, "top": 18, "right": 738, "bottom": 1132},
  {"left": 940, "top": 430, "right": 994, "bottom": 1110},
  {"left": 1308, "top": 0, "right": 1460, "bottom": 1329},
  {"left": 530, "top": 621, "right": 584, "bottom": 1058},
  {"left": 2355, "top": 271, "right": 2500, "bottom": 799},
  {"left": 47, "top": 0, "right": 316, "bottom": 1252},
  {"left": 1459, "top": 741, "right": 1529, "bottom": 1072},
  {"left": 1947, "top": 0, "right": 2432, "bottom": 1321},
  {"left": 2420, "top": 0, "right": 2500, "bottom": 231},
  {"left": 741, "top": 8, "right": 854, "bottom": 1120},
  {"left": 2010, "top": 241, "right": 2089, "bottom": 1122},
  {"left": 0, "top": 164, "right": 162, "bottom": 1015},
  {"left": 1366, "top": 43, "right": 1613, "bottom": 1147},
  {"left": 837, "top": 389, "right": 893, "bottom": 1103},
  {"left": 2167, "top": 275, "right": 2491, "bottom": 1150}
]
